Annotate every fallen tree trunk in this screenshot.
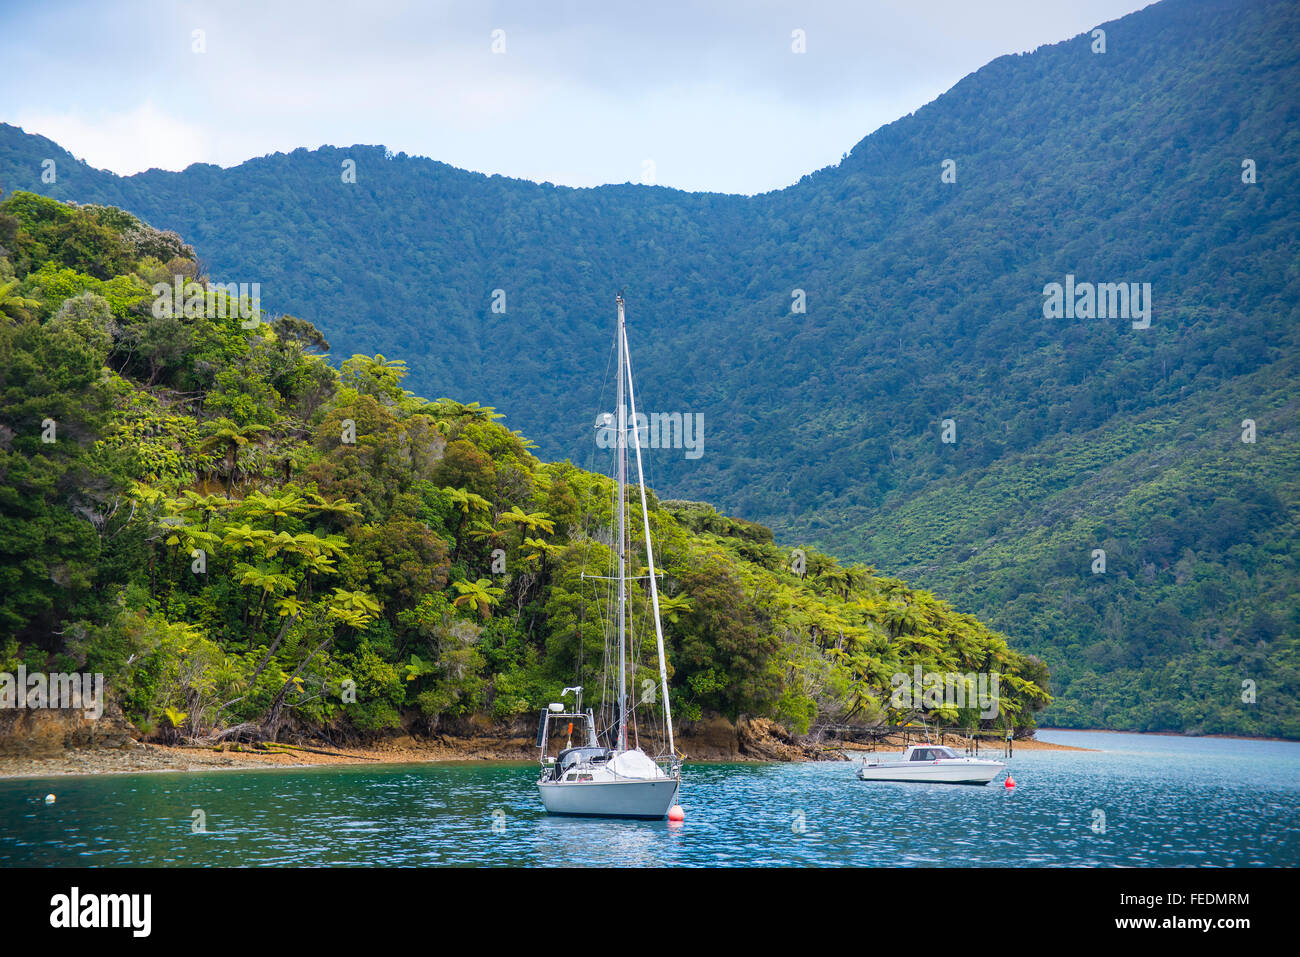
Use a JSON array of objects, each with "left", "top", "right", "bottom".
[
  {"left": 262, "top": 742, "right": 380, "bottom": 760},
  {"left": 202, "top": 722, "right": 264, "bottom": 744}
]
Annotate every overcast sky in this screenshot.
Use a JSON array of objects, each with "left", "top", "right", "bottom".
[{"left": 2, "top": 0, "right": 1154, "bottom": 194}]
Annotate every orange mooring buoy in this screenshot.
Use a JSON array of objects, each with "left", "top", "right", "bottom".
[
  {"left": 668, "top": 805, "right": 685, "bottom": 821},
  {"left": 1004, "top": 775, "right": 1016, "bottom": 789}
]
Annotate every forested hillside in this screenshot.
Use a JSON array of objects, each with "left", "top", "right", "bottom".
[
  {"left": 0, "top": 0, "right": 1295, "bottom": 735},
  {"left": 0, "top": 193, "right": 1050, "bottom": 744}
]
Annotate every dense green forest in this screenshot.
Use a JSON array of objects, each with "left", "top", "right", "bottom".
[
  {"left": 0, "top": 192, "right": 1051, "bottom": 744},
  {"left": 0, "top": 0, "right": 1295, "bottom": 735}
]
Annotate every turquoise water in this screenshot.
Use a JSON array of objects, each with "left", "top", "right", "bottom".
[{"left": 1, "top": 730, "right": 1297, "bottom": 866}]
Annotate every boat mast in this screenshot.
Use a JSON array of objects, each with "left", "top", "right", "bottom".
[
  {"left": 621, "top": 305, "right": 675, "bottom": 757},
  {"left": 615, "top": 295, "right": 628, "bottom": 753}
]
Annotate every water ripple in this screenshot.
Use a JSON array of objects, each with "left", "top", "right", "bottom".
[{"left": 1, "top": 731, "right": 1297, "bottom": 867}]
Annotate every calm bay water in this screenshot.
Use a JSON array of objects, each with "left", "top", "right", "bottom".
[{"left": 1, "top": 730, "right": 1297, "bottom": 867}]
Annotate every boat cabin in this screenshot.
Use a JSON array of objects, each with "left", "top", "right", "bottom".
[
  {"left": 905, "top": 745, "right": 963, "bottom": 761},
  {"left": 556, "top": 746, "right": 612, "bottom": 781}
]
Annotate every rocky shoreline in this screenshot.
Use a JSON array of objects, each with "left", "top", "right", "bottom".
[{"left": 0, "top": 708, "right": 1086, "bottom": 780}]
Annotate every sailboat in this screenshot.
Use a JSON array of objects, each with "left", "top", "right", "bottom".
[{"left": 536, "top": 295, "right": 682, "bottom": 820}]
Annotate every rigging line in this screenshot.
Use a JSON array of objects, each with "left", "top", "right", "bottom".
[
  {"left": 617, "top": 356, "right": 673, "bottom": 757},
  {"left": 630, "top": 589, "right": 667, "bottom": 750},
  {"left": 576, "top": 566, "right": 584, "bottom": 695},
  {"left": 576, "top": 333, "right": 619, "bottom": 746},
  {"left": 621, "top": 307, "right": 676, "bottom": 756},
  {"left": 603, "top": 457, "right": 618, "bottom": 744},
  {"left": 572, "top": 328, "right": 620, "bottom": 622},
  {"left": 633, "top": 612, "right": 667, "bottom": 753},
  {"left": 580, "top": 331, "right": 618, "bottom": 481}
]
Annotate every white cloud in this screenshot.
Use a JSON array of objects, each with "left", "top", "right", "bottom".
[
  {"left": 0, "top": 0, "right": 1157, "bottom": 192},
  {"left": 13, "top": 103, "right": 214, "bottom": 175}
]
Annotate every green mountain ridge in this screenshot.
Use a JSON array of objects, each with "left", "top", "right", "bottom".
[
  {"left": 0, "top": 0, "right": 1296, "bottom": 735},
  {"left": 0, "top": 191, "right": 1051, "bottom": 745},
  {"left": 837, "top": 355, "right": 1299, "bottom": 734}
]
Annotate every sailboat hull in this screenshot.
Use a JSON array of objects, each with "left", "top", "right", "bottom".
[{"left": 538, "top": 778, "right": 680, "bottom": 820}]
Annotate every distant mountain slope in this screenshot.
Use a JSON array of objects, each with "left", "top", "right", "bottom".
[
  {"left": 0, "top": 192, "right": 1052, "bottom": 745},
  {"left": 1, "top": 0, "right": 1297, "bottom": 735}
]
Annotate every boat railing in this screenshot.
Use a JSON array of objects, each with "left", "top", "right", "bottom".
[
  {"left": 860, "top": 751, "right": 908, "bottom": 767},
  {"left": 651, "top": 754, "right": 682, "bottom": 777}
]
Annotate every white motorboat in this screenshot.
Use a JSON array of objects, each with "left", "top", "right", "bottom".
[
  {"left": 857, "top": 744, "right": 1005, "bottom": 785},
  {"left": 536, "top": 295, "right": 682, "bottom": 820}
]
